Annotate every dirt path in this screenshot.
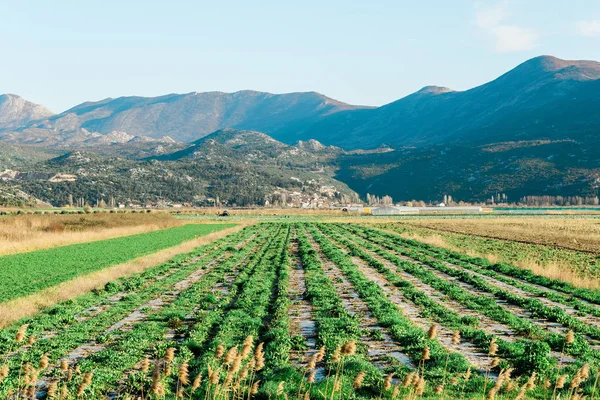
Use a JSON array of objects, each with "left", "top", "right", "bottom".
[{"left": 288, "top": 240, "right": 318, "bottom": 369}]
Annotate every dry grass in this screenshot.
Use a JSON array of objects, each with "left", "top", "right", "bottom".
[
  {"left": 0, "top": 223, "right": 249, "bottom": 328},
  {"left": 0, "top": 213, "right": 188, "bottom": 256},
  {"left": 384, "top": 228, "right": 600, "bottom": 290},
  {"left": 403, "top": 217, "right": 600, "bottom": 253}
]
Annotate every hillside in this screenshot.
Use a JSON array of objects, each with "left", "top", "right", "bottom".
[
  {"left": 0, "top": 94, "right": 54, "bottom": 130},
  {"left": 281, "top": 56, "right": 600, "bottom": 149},
  {"left": 1, "top": 129, "right": 357, "bottom": 207},
  {"left": 335, "top": 139, "right": 600, "bottom": 202},
  {"left": 3, "top": 90, "right": 366, "bottom": 145}
]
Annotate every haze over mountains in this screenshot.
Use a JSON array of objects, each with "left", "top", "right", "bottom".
[{"left": 1, "top": 55, "right": 599, "bottom": 205}]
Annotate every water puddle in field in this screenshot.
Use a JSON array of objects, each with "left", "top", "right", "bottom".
[
  {"left": 288, "top": 240, "right": 319, "bottom": 371},
  {"left": 307, "top": 235, "right": 414, "bottom": 371}
]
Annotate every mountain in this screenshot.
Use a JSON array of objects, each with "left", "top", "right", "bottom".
[
  {"left": 1, "top": 55, "right": 600, "bottom": 204},
  {"left": 6, "top": 90, "right": 367, "bottom": 145},
  {"left": 0, "top": 94, "right": 54, "bottom": 130},
  {"left": 282, "top": 56, "right": 600, "bottom": 149}
]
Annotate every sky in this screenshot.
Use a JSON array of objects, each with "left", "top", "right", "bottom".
[{"left": 1, "top": 0, "right": 600, "bottom": 113}]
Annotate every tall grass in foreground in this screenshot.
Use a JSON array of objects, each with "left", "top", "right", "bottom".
[{"left": 2, "top": 329, "right": 597, "bottom": 399}]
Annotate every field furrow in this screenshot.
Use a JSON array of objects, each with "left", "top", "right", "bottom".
[{"left": 287, "top": 239, "right": 318, "bottom": 368}]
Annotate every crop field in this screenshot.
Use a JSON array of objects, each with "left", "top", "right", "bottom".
[
  {"left": 0, "top": 224, "right": 234, "bottom": 304},
  {"left": 0, "top": 222, "right": 599, "bottom": 399}
]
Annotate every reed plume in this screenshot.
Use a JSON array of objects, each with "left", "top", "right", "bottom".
[
  {"left": 0, "top": 364, "right": 8, "bottom": 383},
  {"left": 192, "top": 372, "right": 202, "bottom": 392},
  {"left": 39, "top": 353, "right": 49, "bottom": 370},
  {"left": 241, "top": 335, "right": 254, "bottom": 359},
  {"left": 341, "top": 340, "right": 356, "bottom": 356},
  {"left": 224, "top": 346, "right": 238, "bottom": 365},
  {"left": 490, "top": 357, "right": 500, "bottom": 368},
  {"left": 316, "top": 346, "right": 325, "bottom": 362},
  {"left": 353, "top": 371, "right": 366, "bottom": 389},
  {"left": 61, "top": 383, "right": 69, "bottom": 398},
  {"left": 164, "top": 347, "right": 176, "bottom": 363},
  {"left": 15, "top": 324, "right": 28, "bottom": 343},
  {"left": 253, "top": 343, "right": 265, "bottom": 371},
  {"left": 384, "top": 373, "right": 394, "bottom": 391},
  {"left": 215, "top": 343, "right": 225, "bottom": 359},
  {"left": 488, "top": 337, "right": 498, "bottom": 356},
  {"left": 141, "top": 356, "right": 150, "bottom": 373},
  {"left": 402, "top": 372, "right": 415, "bottom": 388},
  {"left": 421, "top": 346, "right": 430, "bottom": 361},
  {"left": 46, "top": 381, "right": 58, "bottom": 398},
  {"left": 178, "top": 360, "right": 189, "bottom": 386},
  {"left": 565, "top": 329, "right": 575, "bottom": 344},
  {"left": 452, "top": 330, "right": 461, "bottom": 345},
  {"left": 428, "top": 324, "right": 438, "bottom": 340},
  {"left": 331, "top": 346, "right": 341, "bottom": 363},
  {"left": 307, "top": 370, "right": 316, "bottom": 384},
  {"left": 276, "top": 381, "right": 285, "bottom": 396}
]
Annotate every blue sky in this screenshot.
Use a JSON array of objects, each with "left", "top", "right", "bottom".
[{"left": 1, "top": 0, "right": 599, "bottom": 112}]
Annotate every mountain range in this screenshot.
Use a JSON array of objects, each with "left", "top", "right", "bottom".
[{"left": 1, "top": 55, "right": 599, "bottom": 205}]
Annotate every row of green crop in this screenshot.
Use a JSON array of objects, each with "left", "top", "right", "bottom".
[
  {"left": 295, "top": 225, "right": 384, "bottom": 398},
  {"left": 0, "top": 225, "right": 269, "bottom": 397},
  {"left": 352, "top": 225, "right": 600, "bottom": 347},
  {"left": 0, "top": 223, "right": 235, "bottom": 303},
  {"left": 304, "top": 224, "right": 485, "bottom": 398},
  {"left": 0, "top": 225, "right": 261, "bottom": 358},
  {"left": 317, "top": 223, "right": 546, "bottom": 375},
  {"left": 335, "top": 224, "right": 600, "bottom": 396},
  {"left": 370, "top": 224, "right": 600, "bottom": 323},
  {"left": 343, "top": 224, "right": 600, "bottom": 352},
  {"left": 186, "top": 223, "right": 291, "bottom": 398},
  {"left": 374, "top": 223, "right": 600, "bottom": 305},
  {"left": 74, "top": 224, "right": 281, "bottom": 397}
]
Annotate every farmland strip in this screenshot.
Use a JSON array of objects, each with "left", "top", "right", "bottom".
[
  {"left": 304, "top": 224, "right": 474, "bottom": 379},
  {"left": 318, "top": 225, "right": 518, "bottom": 369}
]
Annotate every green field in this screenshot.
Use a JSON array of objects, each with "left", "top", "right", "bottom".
[
  {"left": 0, "top": 223, "right": 233, "bottom": 303},
  {"left": 1, "top": 222, "right": 599, "bottom": 399}
]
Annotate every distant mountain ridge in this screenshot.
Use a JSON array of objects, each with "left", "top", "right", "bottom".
[
  {"left": 2, "top": 90, "right": 366, "bottom": 145},
  {"left": 283, "top": 56, "right": 600, "bottom": 149},
  {"left": 2, "top": 56, "right": 599, "bottom": 151},
  {"left": 1, "top": 55, "right": 600, "bottom": 203}
]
